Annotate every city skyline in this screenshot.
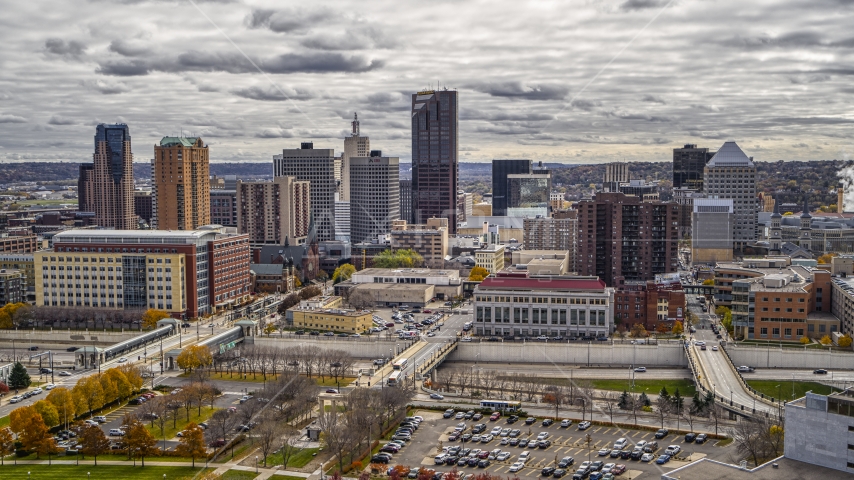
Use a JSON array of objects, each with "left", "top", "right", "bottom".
[{"left": 2, "top": 1, "right": 853, "bottom": 165}]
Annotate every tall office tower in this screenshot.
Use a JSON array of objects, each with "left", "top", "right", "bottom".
[
  {"left": 703, "top": 141, "right": 757, "bottom": 251},
  {"left": 152, "top": 137, "right": 211, "bottom": 230},
  {"left": 274, "top": 143, "right": 337, "bottom": 241},
  {"left": 84, "top": 124, "right": 136, "bottom": 230},
  {"left": 411, "top": 89, "right": 459, "bottom": 232},
  {"left": 673, "top": 144, "right": 715, "bottom": 190},
  {"left": 507, "top": 173, "right": 550, "bottom": 217},
  {"left": 236, "top": 176, "right": 310, "bottom": 246},
  {"left": 492, "top": 159, "right": 532, "bottom": 216},
  {"left": 334, "top": 195, "right": 351, "bottom": 242},
  {"left": 603, "top": 162, "right": 629, "bottom": 192},
  {"left": 350, "top": 152, "right": 400, "bottom": 244},
  {"left": 576, "top": 192, "right": 679, "bottom": 286},
  {"left": 341, "top": 113, "right": 369, "bottom": 201},
  {"left": 78, "top": 164, "right": 94, "bottom": 212},
  {"left": 399, "top": 179, "right": 413, "bottom": 223}
]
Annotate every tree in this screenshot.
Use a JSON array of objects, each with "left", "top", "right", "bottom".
[
  {"left": 32, "top": 400, "right": 60, "bottom": 428},
  {"left": 277, "top": 429, "right": 301, "bottom": 469},
  {"left": 124, "top": 418, "right": 158, "bottom": 466},
  {"left": 618, "top": 390, "right": 630, "bottom": 410},
  {"left": 0, "top": 382, "right": 8, "bottom": 395},
  {"left": 254, "top": 414, "right": 284, "bottom": 467},
  {"left": 299, "top": 285, "right": 323, "bottom": 300},
  {"left": 176, "top": 345, "right": 213, "bottom": 372},
  {"left": 332, "top": 264, "right": 356, "bottom": 284},
  {"left": 670, "top": 388, "right": 683, "bottom": 414},
  {"left": 542, "top": 386, "right": 566, "bottom": 419},
  {"left": 116, "top": 364, "right": 145, "bottom": 393},
  {"left": 701, "top": 279, "right": 714, "bottom": 285},
  {"left": 639, "top": 392, "right": 651, "bottom": 408},
  {"left": 0, "top": 302, "right": 29, "bottom": 329},
  {"left": 46, "top": 387, "right": 76, "bottom": 429},
  {"left": 820, "top": 335, "right": 833, "bottom": 346},
  {"left": 654, "top": 395, "right": 671, "bottom": 428},
  {"left": 79, "top": 424, "right": 111, "bottom": 465},
  {"left": 141, "top": 309, "right": 171, "bottom": 329},
  {"left": 671, "top": 321, "right": 684, "bottom": 335},
  {"left": 838, "top": 334, "right": 853, "bottom": 348},
  {"left": 817, "top": 253, "right": 837, "bottom": 265},
  {"left": 348, "top": 288, "right": 375, "bottom": 311},
  {"left": 73, "top": 375, "right": 105, "bottom": 417},
  {"left": 7, "top": 362, "right": 31, "bottom": 389},
  {"left": 0, "top": 427, "right": 14, "bottom": 465},
  {"left": 372, "top": 249, "right": 425, "bottom": 268},
  {"left": 468, "top": 266, "right": 489, "bottom": 281},
  {"left": 715, "top": 305, "right": 729, "bottom": 318},
  {"left": 175, "top": 422, "right": 207, "bottom": 467},
  {"left": 656, "top": 323, "right": 668, "bottom": 334},
  {"left": 799, "top": 336, "right": 811, "bottom": 345},
  {"left": 10, "top": 405, "right": 50, "bottom": 456},
  {"left": 630, "top": 323, "right": 648, "bottom": 338}
]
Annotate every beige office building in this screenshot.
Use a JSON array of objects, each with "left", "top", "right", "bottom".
[
  {"left": 290, "top": 307, "right": 372, "bottom": 333},
  {"left": 475, "top": 244, "right": 505, "bottom": 273},
  {"left": 340, "top": 113, "right": 370, "bottom": 201},
  {"left": 390, "top": 218, "right": 449, "bottom": 268},
  {"left": 236, "top": 177, "right": 310, "bottom": 246},
  {"left": 152, "top": 137, "right": 211, "bottom": 230}
]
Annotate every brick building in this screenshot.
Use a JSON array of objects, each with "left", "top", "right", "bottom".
[
  {"left": 0, "top": 235, "right": 39, "bottom": 254},
  {"left": 613, "top": 274, "right": 686, "bottom": 331}
]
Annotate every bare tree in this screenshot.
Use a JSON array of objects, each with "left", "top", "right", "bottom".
[
  {"left": 255, "top": 412, "right": 285, "bottom": 467},
  {"left": 317, "top": 409, "right": 355, "bottom": 473},
  {"left": 543, "top": 385, "right": 566, "bottom": 419},
  {"left": 654, "top": 395, "right": 671, "bottom": 429},
  {"left": 629, "top": 393, "right": 641, "bottom": 424},
  {"left": 680, "top": 405, "right": 698, "bottom": 434},
  {"left": 576, "top": 380, "right": 594, "bottom": 422},
  {"left": 348, "top": 289, "right": 374, "bottom": 310},
  {"left": 732, "top": 418, "right": 767, "bottom": 467},
  {"left": 708, "top": 402, "right": 724, "bottom": 437},
  {"left": 602, "top": 391, "right": 619, "bottom": 424},
  {"left": 206, "top": 409, "right": 241, "bottom": 456},
  {"left": 277, "top": 428, "right": 302, "bottom": 469}
]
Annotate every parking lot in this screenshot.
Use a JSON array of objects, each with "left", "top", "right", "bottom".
[{"left": 383, "top": 408, "right": 733, "bottom": 479}]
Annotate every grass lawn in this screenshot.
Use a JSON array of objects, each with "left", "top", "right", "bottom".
[
  {"left": 266, "top": 447, "right": 320, "bottom": 468},
  {"left": 220, "top": 470, "right": 259, "bottom": 480},
  {"left": 0, "top": 415, "right": 9, "bottom": 428},
  {"left": 16, "top": 199, "right": 78, "bottom": 206},
  {"left": 746, "top": 380, "right": 840, "bottom": 402},
  {"left": 277, "top": 476, "right": 309, "bottom": 480},
  {"left": 211, "top": 440, "right": 253, "bottom": 464},
  {"left": 591, "top": 378, "right": 697, "bottom": 397},
  {"left": 0, "top": 465, "right": 209, "bottom": 480},
  {"left": 314, "top": 377, "right": 355, "bottom": 387},
  {"left": 736, "top": 340, "right": 828, "bottom": 350},
  {"left": 147, "top": 406, "right": 217, "bottom": 440},
  {"left": 57, "top": 454, "right": 203, "bottom": 463},
  {"left": 196, "top": 371, "right": 355, "bottom": 387}
]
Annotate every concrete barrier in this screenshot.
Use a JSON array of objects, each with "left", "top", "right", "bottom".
[
  {"left": 448, "top": 342, "right": 688, "bottom": 367},
  {"left": 727, "top": 345, "right": 854, "bottom": 370},
  {"left": 252, "top": 336, "right": 415, "bottom": 359},
  {"left": 0, "top": 329, "right": 147, "bottom": 346}
]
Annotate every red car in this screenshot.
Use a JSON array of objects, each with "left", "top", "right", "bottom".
[
  {"left": 477, "top": 451, "right": 490, "bottom": 459},
  {"left": 490, "top": 412, "right": 501, "bottom": 421},
  {"left": 423, "top": 309, "right": 432, "bottom": 313},
  {"left": 612, "top": 464, "right": 626, "bottom": 475}
]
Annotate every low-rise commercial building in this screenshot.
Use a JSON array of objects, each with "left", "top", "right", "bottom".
[
  {"left": 511, "top": 250, "right": 570, "bottom": 275},
  {"left": 0, "top": 269, "right": 25, "bottom": 305},
  {"left": 390, "top": 218, "right": 449, "bottom": 268},
  {"left": 0, "top": 254, "right": 35, "bottom": 288},
  {"left": 342, "top": 267, "right": 462, "bottom": 301},
  {"left": 475, "top": 244, "right": 505, "bottom": 274},
  {"left": 784, "top": 389, "right": 854, "bottom": 475},
  {"left": 614, "top": 273, "right": 685, "bottom": 331},
  {"left": 473, "top": 274, "right": 614, "bottom": 338},
  {"left": 36, "top": 227, "right": 251, "bottom": 317},
  {"left": 0, "top": 234, "right": 39, "bottom": 254},
  {"left": 290, "top": 306, "right": 372, "bottom": 333}
]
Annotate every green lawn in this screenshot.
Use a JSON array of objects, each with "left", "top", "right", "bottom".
[
  {"left": 591, "top": 378, "right": 697, "bottom": 397},
  {"left": 266, "top": 447, "right": 320, "bottom": 468},
  {"left": 211, "top": 440, "right": 253, "bottom": 463},
  {"left": 198, "top": 371, "right": 354, "bottom": 387},
  {"left": 147, "top": 406, "right": 217, "bottom": 440},
  {"left": 0, "top": 465, "right": 209, "bottom": 480},
  {"left": 277, "top": 476, "right": 309, "bottom": 480},
  {"left": 0, "top": 415, "right": 9, "bottom": 428},
  {"left": 15, "top": 199, "right": 78, "bottom": 206},
  {"left": 220, "top": 470, "right": 259, "bottom": 480},
  {"left": 50, "top": 454, "right": 203, "bottom": 463},
  {"left": 746, "top": 380, "right": 840, "bottom": 402}
]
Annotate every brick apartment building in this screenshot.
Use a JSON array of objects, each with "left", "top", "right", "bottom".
[
  {"left": 613, "top": 274, "right": 686, "bottom": 331},
  {"left": 0, "top": 235, "right": 39, "bottom": 254}
]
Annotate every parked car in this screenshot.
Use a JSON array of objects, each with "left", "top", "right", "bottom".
[
  {"left": 542, "top": 419, "right": 554, "bottom": 427},
  {"left": 108, "top": 429, "right": 125, "bottom": 436},
  {"left": 684, "top": 433, "right": 697, "bottom": 442},
  {"left": 577, "top": 421, "right": 591, "bottom": 430},
  {"left": 59, "top": 371, "right": 72, "bottom": 376},
  {"left": 664, "top": 445, "right": 681, "bottom": 456},
  {"left": 525, "top": 417, "right": 537, "bottom": 425},
  {"left": 655, "top": 454, "right": 671, "bottom": 465},
  {"left": 560, "top": 419, "right": 572, "bottom": 428},
  {"left": 490, "top": 412, "right": 501, "bottom": 421},
  {"left": 431, "top": 393, "right": 445, "bottom": 400},
  {"left": 558, "top": 457, "right": 574, "bottom": 468},
  {"left": 695, "top": 434, "right": 708, "bottom": 444},
  {"left": 654, "top": 428, "right": 669, "bottom": 439}
]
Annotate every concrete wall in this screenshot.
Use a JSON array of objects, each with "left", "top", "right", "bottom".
[
  {"left": 0, "top": 329, "right": 146, "bottom": 346},
  {"left": 253, "top": 336, "right": 415, "bottom": 359},
  {"left": 448, "top": 342, "right": 688, "bottom": 367},
  {"left": 727, "top": 345, "right": 854, "bottom": 370}
]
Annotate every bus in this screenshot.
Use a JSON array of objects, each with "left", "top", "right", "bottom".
[
  {"left": 387, "top": 370, "right": 404, "bottom": 386},
  {"left": 392, "top": 358, "right": 409, "bottom": 370},
  {"left": 480, "top": 400, "right": 521, "bottom": 412}
]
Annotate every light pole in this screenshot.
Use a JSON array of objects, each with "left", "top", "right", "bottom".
[
  {"left": 255, "top": 456, "right": 259, "bottom": 473},
  {"left": 729, "top": 389, "right": 733, "bottom": 405}
]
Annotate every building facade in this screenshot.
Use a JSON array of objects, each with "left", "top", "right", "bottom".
[
  {"left": 349, "top": 154, "right": 400, "bottom": 244},
  {"left": 35, "top": 228, "right": 251, "bottom": 317},
  {"left": 673, "top": 144, "right": 714, "bottom": 190},
  {"left": 672, "top": 187, "right": 699, "bottom": 238},
  {"left": 576, "top": 192, "right": 679, "bottom": 287},
  {"left": 152, "top": 137, "right": 211, "bottom": 230},
  {"left": 613, "top": 274, "right": 686, "bottom": 331},
  {"left": 134, "top": 191, "right": 153, "bottom": 224},
  {"left": 399, "top": 179, "right": 413, "bottom": 224},
  {"left": 507, "top": 173, "right": 550, "bottom": 215},
  {"left": 0, "top": 269, "right": 25, "bottom": 305},
  {"left": 473, "top": 275, "right": 614, "bottom": 338},
  {"left": 341, "top": 113, "right": 370, "bottom": 202},
  {"left": 78, "top": 164, "right": 94, "bottom": 212},
  {"left": 334, "top": 199, "right": 351, "bottom": 242},
  {"left": 290, "top": 306, "right": 373, "bottom": 334},
  {"left": 784, "top": 390, "right": 854, "bottom": 475},
  {"left": 210, "top": 190, "right": 237, "bottom": 227},
  {"left": 0, "top": 254, "right": 34, "bottom": 288},
  {"left": 691, "top": 198, "right": 734, "bottom": 264},
  {"left": 236, "top": 177, "right": 310, "bottom": 246},
  {"left": 492, "top": 159, "right": 532, "bottom": 216},
  {"left": 389, "top": 218, "right": 449, "bottom": 268},
  {"left": 274, "top": 143, "right": 337, "bottom": 241},
  {"left": 83, "top": 124, "right": 136, "bottom": 230},
  {"left": 475, "top": 244, "right": 505, "bottom": 273},
  {"left": 523, "top": 212, "right": 578, "bottom": 266},
  {"left": 703, "top": 141, "right": 757, "bottom": 251},
  {"left": 411, "top": 90, "right": 458, "bottom": 232},
  {"left": 603, "top": 162, "right": 629, "bottom": 192},
  {"left": 0, "top": 235, "right": 39, "bottom": 254}
]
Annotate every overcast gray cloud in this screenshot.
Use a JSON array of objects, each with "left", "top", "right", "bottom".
[{"left": 1, "top": 0, "right": 853, "bottom": 164}]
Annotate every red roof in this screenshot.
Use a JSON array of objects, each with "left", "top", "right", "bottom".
[{"left": 478, "top": 276, "right": 607, "bottom": 291}]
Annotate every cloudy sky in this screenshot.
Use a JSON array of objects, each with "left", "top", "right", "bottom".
[{"left": 1, "top": 0, "right": 853, "bottom": 164}]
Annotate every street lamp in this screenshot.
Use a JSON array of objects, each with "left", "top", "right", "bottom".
[
  {"left": 729, "top": 389, "right": 733, "bottom": 405},
  {"left": 255, "top": 456, "right": 259, "bottom": 473}
]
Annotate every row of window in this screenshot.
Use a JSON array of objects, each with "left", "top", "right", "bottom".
[
  {"left": 476, "top": 306, "right": 607, "bottom": 326},
  {"left": 475, "top": 295, "right": 606, "bottom": 305}
]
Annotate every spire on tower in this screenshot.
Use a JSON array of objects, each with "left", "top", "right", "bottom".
[{"left": 351, "top": 112, "right": 360, "bottom": 137}]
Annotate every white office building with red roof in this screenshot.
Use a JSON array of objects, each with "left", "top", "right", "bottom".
[{"left": 472, "top": 273, "right": 615, "bottom": 339}]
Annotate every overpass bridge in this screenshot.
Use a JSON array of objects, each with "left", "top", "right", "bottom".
[{"left": 164, "top": 318, "right": 259, "bottom": 370}]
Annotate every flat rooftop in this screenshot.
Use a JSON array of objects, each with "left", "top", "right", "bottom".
[
  {"left": 356, "top": 268, "right": 458, "bottom": 278},
  {"left": 478, "top": 276, "right": 607, "bottom": 291},
  {"left": 663, "top": 456, "right": 851, "bottom": 480}
]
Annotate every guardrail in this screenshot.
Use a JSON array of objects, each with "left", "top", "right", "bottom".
[
  {"left": 719, "top": 343, "right": 782, "bottom": 406},
  {"left": 417, "top": 338, "right": 459, "bottom": 376}
]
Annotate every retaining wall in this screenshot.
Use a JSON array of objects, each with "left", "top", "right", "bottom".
[
  {"left": 253, "top": 336, "right": 416, "bottom": 359},
  {"left": 727, "top": 345, "right": 854, "bottom": 370},
  {"left": 448, "top": 342, "right": 688, "bottom": 367}
]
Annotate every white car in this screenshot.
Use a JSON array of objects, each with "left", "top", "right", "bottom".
[
  {"left": 664, "top": 445, "right": 681, "bottom": 455},
  {"left": 712, "top": 346, "right": 719, "bottom": 351},
  {"left": 496, "top": 452, "right": 511, "bottom": 461},
  {"left": 44, "top": 383, "right": 56, "bottom": 390},
  {"left": 117, "top": 357, "right": 127, "bottom": 363},
  {"left": 491, "top": 426, "right": 503, "bottom": 435},
  {"left": 560, "top": 419, "right": 572, "bottom": 427},
  {"left": 31, "top": 387, "right": 43, "bottom": 395},
  {"left": 634, "top": 366, "right": 647, "bottom": 373},
  {"left": 59, "top": 371, "right": 72, "bottom": 376},
  {"left": 455, "top": 412, "right": 466, "bottom": 419},
  {"left": 641, "top": 453, "right": 655, "bottom": 462},
  {"left": 602, "top": 463, "right": 616, "bottom": 473},
  {"left": 461, "top": 336, "right": 472, "bottom": 342},
  {"left": 508, "top": 462, "right": 525, "bottom": 473},
  {"left": 536, "top": 432, "right": 550, "bottom": 440},
  {"left": 9, "top": 395, "right": 23, "bottom": 403}
]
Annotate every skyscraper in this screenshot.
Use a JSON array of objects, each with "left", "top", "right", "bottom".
[
  {"left": 673, "top": 144, "right": 715, "bottom": 190},
  {"left": 411, "top": 89, "right": 458, "bottom": 232},
  {"left": 603, "top": 162, "right": 629, "bottom": 192},
  {"left": 236, "top": 177, "right": 310, "bottom": 245},
  {"left": 399, "top": 179, "right": 413, "bottom": 223},
  {"left": 703, "top": 141, "right": 757, "bottom": 251},
  {"left": 152, "top": 137, "right": 211, "bottom": 230},
  {"left": 83, "top": 124, "right": 136, "bottom": 230},
  {"left": 341, "top": 113, "right": 369, "bottom": 202},
  {"left": 274, "top": 143, "right": 337, "bottom": 242},
  {"left": 492, "top": 159, "right": 532, "bottom": 216},
  {"left": 350, "top": 152, "right": 400, "bottom": 244},
  {"left": 78, "top": 164, "right": 94, "bottom": 212}
]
